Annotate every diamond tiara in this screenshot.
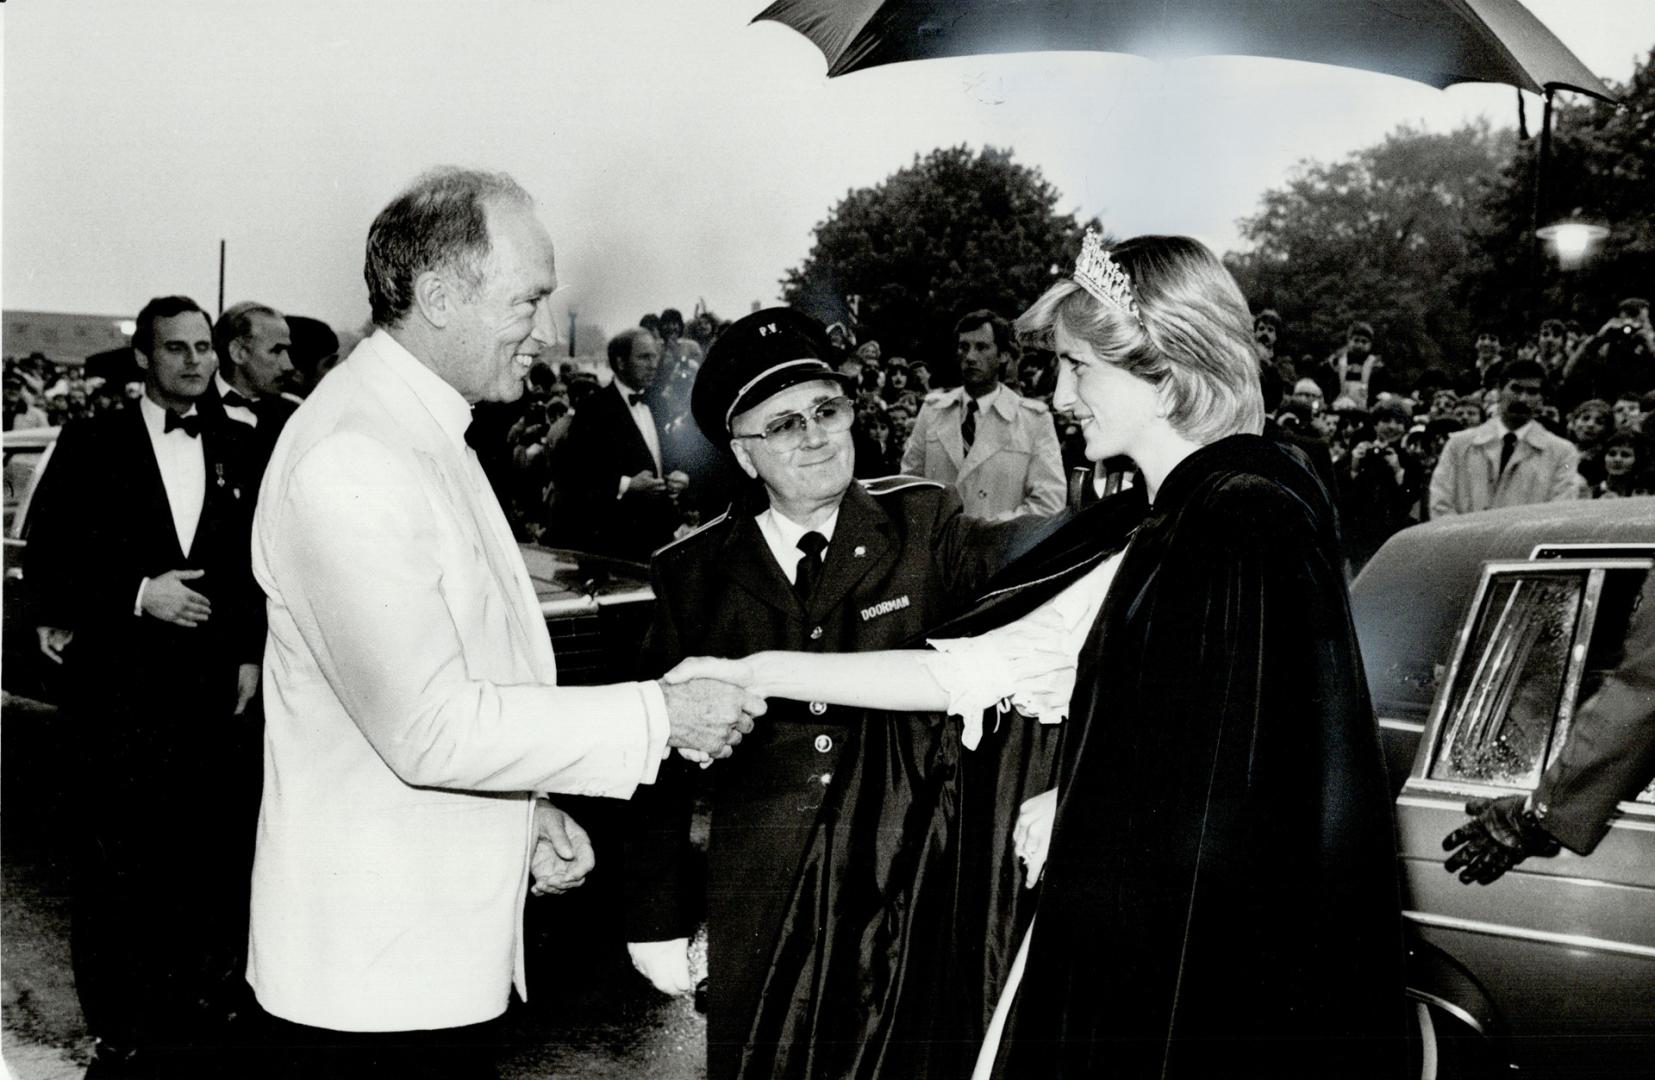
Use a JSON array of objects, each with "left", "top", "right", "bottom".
[{"left": 1072, "top": 229, "right": 1142, "bottom": 325}]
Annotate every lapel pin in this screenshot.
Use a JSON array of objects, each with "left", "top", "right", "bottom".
[
  {"left": 215, "top": 462, "right": 226, "bottom": 488},
  {"left": 853, "top": 545, "right": 866, "bottom": 558}
]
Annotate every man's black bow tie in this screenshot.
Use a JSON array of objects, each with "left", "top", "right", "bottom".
[
  {"left": 628, "top": 392, "right": 647, "bottom": 408},
  {"left": 220, "top": 389, "right": 256, "bottom": 410},
  {"left": 164, "top": 411, "right": 204, "bottom": 438}
]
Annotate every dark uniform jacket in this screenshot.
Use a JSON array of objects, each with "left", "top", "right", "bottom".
[{"left": 626, "top": 476, "right": 1050, "bottom": 1080}]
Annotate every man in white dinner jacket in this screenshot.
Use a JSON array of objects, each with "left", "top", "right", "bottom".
[{"left": 247, "top": 167, "right": 761, "bottom": 1079}]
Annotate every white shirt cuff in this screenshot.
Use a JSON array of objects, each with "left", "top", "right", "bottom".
[
  {"left": 617, "top": 475, "right": 631, "bottom": 499},
  {"left": 637, "top": 679, "right": 670, "bottom": 784},
  {"left": 133, "top": 576, "right": 150, "bottom": 617}
]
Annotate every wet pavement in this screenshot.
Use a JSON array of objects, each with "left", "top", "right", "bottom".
[{"left": 1, "top": 698, "right": 708, "bottom": 1080}]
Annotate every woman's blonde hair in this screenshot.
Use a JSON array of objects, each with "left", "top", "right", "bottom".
[{"left": 1016, "top": 235, "right": 1264, "bottom": 444}]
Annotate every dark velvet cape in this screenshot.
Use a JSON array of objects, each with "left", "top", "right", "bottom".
[
  {"left": 993, "top": 434, "right": 1408, "bottom": 1079},
  {"left": 737, "top": 486, "right": 1151, "bottom": 1079}
]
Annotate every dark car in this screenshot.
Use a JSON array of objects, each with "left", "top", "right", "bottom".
[
  {"left": 1352, "top": 499, "right": 1655, "bottom": 1078},
  {"left": 1, "top": 425, "right": 656, "bottom": 705}
]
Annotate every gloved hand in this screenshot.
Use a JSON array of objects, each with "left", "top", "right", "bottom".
[
  {"left": 627, "top": 938, "right": 693, "bottom": 995},
  {"left": 1441, "top": 794, "right": 1560, "bottom": 885}
]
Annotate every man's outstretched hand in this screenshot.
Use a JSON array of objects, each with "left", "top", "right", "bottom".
[
  {"left": 1442, "top": 794, "right": 1560, "bottom": 885},
  {"left": 530, "top": 800, "right": 596, "bottom": 896},
  {"left": 660, "top": 658, "right": 765, "bottom": 765}
]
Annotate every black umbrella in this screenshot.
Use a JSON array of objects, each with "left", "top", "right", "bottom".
[{"left": 754, "top": 0, "right": 1612, "bottom": 101}]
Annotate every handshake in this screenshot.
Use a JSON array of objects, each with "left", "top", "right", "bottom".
[{"left": 659, "top": 656, "right": 766, "bottom": 767}]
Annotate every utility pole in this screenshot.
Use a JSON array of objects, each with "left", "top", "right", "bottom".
[{"left": 217, "top": 239, "right": 227, "bottom": 318}]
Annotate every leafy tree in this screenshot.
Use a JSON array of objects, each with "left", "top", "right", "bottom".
[
  {"left": 1461, "top": 49, "right": 1655, "bottom": 335},
  {"left": 1226, "top": 122, "right": 1509, "bottom": 382},
  {"left": 781, "top": 146, "right": 1099, "bottom": 371}
]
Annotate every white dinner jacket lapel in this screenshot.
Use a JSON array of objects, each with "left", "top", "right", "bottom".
[{"left": 359, "top": 339, "right": 555, "bottom": 681}]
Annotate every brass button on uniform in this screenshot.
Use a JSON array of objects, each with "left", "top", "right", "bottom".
[
  {"left": 809, "top": 626, "right": 824, "bottom": 641},
  {"left": 813, "top": 733, "right": 833, "bottom": 752},
  {"left": 808, "top": 701, "right": 827, "bottom": 717}
]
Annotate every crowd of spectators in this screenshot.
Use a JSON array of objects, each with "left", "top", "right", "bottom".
[
  {"left": 8, "top": 293, "right": 1652, "bottom": 578},
  {"left": 3, "top": 353, "right": 139, "bottom": 431},
  {"left": 1252, "top": 297, "right": 1655, "bottom": 570}
]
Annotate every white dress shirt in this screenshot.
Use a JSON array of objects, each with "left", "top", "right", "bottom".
[
  {"left": 754, "top": 505, "right": 840, "bottom": 585},
  {"left": 614, "top": 378, "right": 664, "bottom": 497},
  {"left": 967, "top": 382, "right": 1002, "bottom": 415},
  {"left": 137, "top": 395, "right": 206, "bottom": 555},
  {"left": 214, "top": 371, "right": 259, "bottom": 428}
]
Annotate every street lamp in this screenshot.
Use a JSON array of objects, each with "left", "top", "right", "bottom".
[
  {"left": 1536, "top": 219, "right": 1609, "bottom": 270},
  {"left": 1537, "top": 216, "right": 1609, "bottom": 320}
]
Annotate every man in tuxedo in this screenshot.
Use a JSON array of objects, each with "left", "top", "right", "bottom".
[
  {"left": 248, "top": 167, "right": 761, "bottom": 1078},
  {"left": 27, "top": 294, "right": 265, "bottom": 1078},
  {"left": 201, "top": 301, "right": 298, "bottom": 479},
  {"left": 555, "top": 327, "right": 690, "bottom": 559}
]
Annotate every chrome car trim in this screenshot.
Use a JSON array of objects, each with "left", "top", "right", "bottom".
[
  {"left": 1531, "top": 542, "right": 1655, "bottom": 561},
  {"left": 539, "top": 596, "right": 601, "bottom": 617},
  {"left": 1403, "top": 911, "right": 1655, "bottom": 960},
  {"left": 536, "top": 586, "right": 653, "bottom": 618},
  {"left": 1403, "top": 988, "right": 1485, "bottom": 1036},
  {"left": 1549, "top": 566, "right": 1606, "bottom": 762},
  {"left": 1398, "top": 790, "right": 1655, "bottom": 829},
  {"left": 1379, "top": 718, "right": 1425, "bottom": 734},
  {"left": 1414, "top": 1003, "right": 1438, "bottom": 1080},
  {"left": 8, "top": 435, "right": 58, "bottom": 542}
]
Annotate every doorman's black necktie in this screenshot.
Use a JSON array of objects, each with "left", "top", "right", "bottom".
[
  {"left": 961, "top": 399, "right": 979, "bottom": 454},
  {"left": 1499, "top": 431, "right": 1518, "bottom": 475},
  {"left": 794, "top": 531, "right": 828, "bottom": 607}
]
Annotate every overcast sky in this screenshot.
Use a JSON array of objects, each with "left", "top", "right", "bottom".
[{"left": 3, "top": 1, "right": 1652, "bottom": 341}]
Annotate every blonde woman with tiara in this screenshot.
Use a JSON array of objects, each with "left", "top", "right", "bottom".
[{"left": 688, "top": 234, "right": 1407, "bottom": 1079}]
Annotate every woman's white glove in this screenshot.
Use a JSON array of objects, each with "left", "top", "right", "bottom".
[
  {"left": 927, "top": 604, "right": 1077, "bottom": 749},
  {"left": 626, "top": 938, "right": 693, "bottom": 995},
  {"left": 1013, "top": 787, "right": 1059, "bottom": 888}
]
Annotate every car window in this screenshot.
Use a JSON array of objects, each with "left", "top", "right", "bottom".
[
  {"left": 1428, "top": 563, "right": 1653, "bottom": 798},
  {"left": 4, "top": 448, "right": 44, "bottom": 535},
  {"left": 1431, "top": 572, "right": 1581, "bottom": 788}
]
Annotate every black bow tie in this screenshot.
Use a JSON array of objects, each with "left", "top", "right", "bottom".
[
  {"left": 164, "top": 411, "right": 203, "bottom": 438},
  {"left": 221, "top": 389, "right": 256, "bottom": 410},
  {"left": 628, "top": 392, "right": 647, "bottom": 408}
]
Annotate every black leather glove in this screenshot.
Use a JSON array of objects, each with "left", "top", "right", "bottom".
[{"left": 1441, "top": 795, "right": 1561, "bottom": 885}]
